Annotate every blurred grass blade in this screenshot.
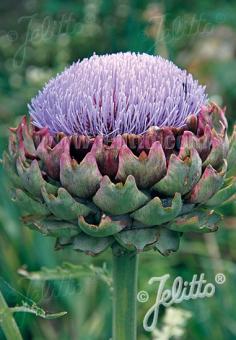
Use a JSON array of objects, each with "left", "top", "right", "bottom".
[
  {"left": 0, "top": 290, "right": 23, "bottom": 340},
  {"left": 18, "top": 262, "right": 113, "bottom": 288},
  {"left": 11, "top": 302, "right": 67, "bottom": 320},
  {"left": 18, "top": 263, "right": 92, "bottom": 281}
]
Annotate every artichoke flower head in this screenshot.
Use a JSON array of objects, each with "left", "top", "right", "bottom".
[{"left": 3, "top": 52, "right": 236, "bottom": 256}]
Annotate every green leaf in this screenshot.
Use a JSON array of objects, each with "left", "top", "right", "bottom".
[
  {"left": 1, "top": 152, "right": 23, "bottom": 189},
  {"left": 152, "top": 149, "right": 202, "bottom": 195},
  {"left": 116, "top": 141, "right": 166, "bottom": 189},
  {"left": 41, "top": 186, "right": 95, "bottom": 221},
  {"left": 78, "top": 214, "right": 130, "bottom": 237},
  {"left": 12, "top": 189, "right": 50, "bottom": 217},
  {"left": 166, "top": 209, "right": 222, "bottom": 233},
  {"left": 203, "top": 135, "right": 226, "bottom": 170},
  {"left": 131, "top": 193, "right": 182, "bottom": 226},
  {"left": 25, "top": 217, "right": 79, "bottom": 238},
  {"left": 93, "top": 175, "right": 150, "bottom": 215},
  {"left": 72, "top": 234, "right": 114, "bottom": 255},
  {"left": 227, "top": 125, "right": 236, "bottom": 177},
  {"left": 16, "top": 158, "right": 57, "bottom": 198},
  {"left": 114, "top": 227, "right": 160, "bottom": 252},
  {"left": 60, "top": 152, "right": 102, "bottom": 198},
  {"left": 204, "top": 176, "right": 236, "bottom": 207},
  {"left": 189, "top": 161, "right": 227, "bottom": 203},
  {"left": 154, "top": 228, "right": 180, "bottom": 256}
]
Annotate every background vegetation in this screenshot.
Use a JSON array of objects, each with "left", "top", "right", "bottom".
[{"left": 0, "top": 1, "right": 236, "bottom": 339}]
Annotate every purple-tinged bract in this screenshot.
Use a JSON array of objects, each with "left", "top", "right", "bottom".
[{"left": 29, "top": 53, "right": 207, "bottom": 137}]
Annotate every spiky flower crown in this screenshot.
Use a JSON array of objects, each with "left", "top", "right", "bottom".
[
  {"left": 3, "top": 53, "right": 236, "bottom": 256},
  {"left": 29, "top": 53, "right": 207, "bottom": 137}
]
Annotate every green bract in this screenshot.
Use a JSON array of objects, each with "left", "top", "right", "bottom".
[{"left": 3, "top": 104, "right": 236, "bottom": 256}]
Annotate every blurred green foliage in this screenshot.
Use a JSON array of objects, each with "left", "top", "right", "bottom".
[{"left": 0, "top": 0, "right": 236, "bottom": 339}]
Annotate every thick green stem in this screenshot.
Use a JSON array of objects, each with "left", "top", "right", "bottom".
[
  {"left": 0, "top": 291, "right": 23, "bottom": 340},
  {"left": 112, "top": 247, "right": 138, "bottom": 340}
]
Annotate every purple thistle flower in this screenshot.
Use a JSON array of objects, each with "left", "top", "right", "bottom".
[
  {"left": 4, "top": 51, "right": 233, "bottom": 259},
  {"left": 3, "top": 49, "right": 234, "bottom": 340},
  {"left": 29, "top": 52, "right": 207, "bottom": 137}
]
